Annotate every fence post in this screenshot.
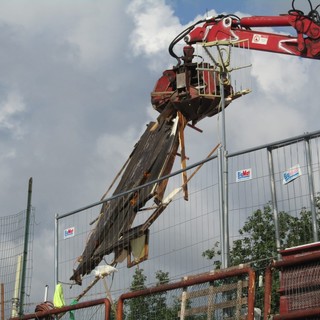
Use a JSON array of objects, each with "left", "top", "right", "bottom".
[
  {"left": 19, "top": 178, "right": 33, "bottom": 317},
  {"left": 1, "top": 283, "right": 4, "bottom": 320},
  {"left": 267, "top": 148, "right": 281, "bottom": 259},
  {"left": 305, "top": 138, "right": 318, "bottom": 241},
  {"left": 54, "top": 214, "right": 59, "bottom": 286},
  {"left": 218, "top": 69, "right": 230, "bottom": 269}
]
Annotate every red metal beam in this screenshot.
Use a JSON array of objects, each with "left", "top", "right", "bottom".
[
  {"left": 273, "top": 307, "right": 320, "bottom": 319},
  {"left": 273, "top": 250, "right": 320, "bottom": 268},
  {"left": 263, "top": 265, "right": 273, "bottom": 320},
  {"left": 9, "top": 298, "right": 111, "bottom": 320}
]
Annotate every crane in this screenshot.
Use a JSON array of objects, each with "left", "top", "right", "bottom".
[{"left": 70, "top": 1, "right": 320, "bottom": 286}]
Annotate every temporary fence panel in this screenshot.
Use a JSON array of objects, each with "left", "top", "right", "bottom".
[
  {"left": 55, "top": 130, "right": 320, "bottom": 312},
  {"left": 56, "top": 156, "right": 222, "bottom": 305},
  {"left": 0, "top": 209, "right": 35, "bottom": 319}
]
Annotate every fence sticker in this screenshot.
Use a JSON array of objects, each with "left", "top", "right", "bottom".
[
  {"left": 64, "top": 227, "right": 75, "bottom": 239},
  {"left": 236, "top": 168, "right": 252, "bottom": 182},
  {"left": 283, "top": 164, "right": 302, "bottom": 185}
]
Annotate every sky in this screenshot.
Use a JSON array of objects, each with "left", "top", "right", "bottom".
[{"left": 0, "top": 0, "right": 320, "bottom": 308}]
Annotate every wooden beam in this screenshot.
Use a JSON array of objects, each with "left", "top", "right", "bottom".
[{"left": 177, "top": 111, "right": 188, "bottom": 201}]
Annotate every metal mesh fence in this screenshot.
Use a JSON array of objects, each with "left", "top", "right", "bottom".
[
  {"left": 56, "top": 156, "right": 221, "bottom": 305},
  {"left": 0, "top": 208, "right": 35, "bottom": 319},
  {"left": 56, "top": 130, "right": 320, "bottom": 315},
  {"left": 281, "top": 261, "right": 320, "bottom": 311}
]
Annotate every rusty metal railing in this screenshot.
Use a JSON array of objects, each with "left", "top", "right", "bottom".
[
  {"left": 264, "top": 247, "right": 320, "bottom": 319},
  {"left": 9, "top": 298, "right": 111, "bottom": 320},
  {"left": 117, "top": 265, "right": 256, "bottom": 320}
]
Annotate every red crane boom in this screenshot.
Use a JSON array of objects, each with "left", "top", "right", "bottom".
[{"left": 185, "top": 11, "right": 320, "bottom": 59}]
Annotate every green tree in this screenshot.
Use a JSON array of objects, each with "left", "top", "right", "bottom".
[
  {"left": 126, "top": 268, "right": 149, "bottom": 320},
  {"left": 126, "top": 268, "right": 202, "bottom": 319},
  {"left": 203, "top": 203, "right": 320, "bottom": 267},
  {"left": 149, "top": 270, "right": 172, "bottom": 319},
  {"left": 150, "top": 270, "right": 169, "bottom": 319},
  {"left": 126, "top": 268, "right": 180, "bottom": 319},
  {"left": 203, "top": 201, "right": 320, "bottom": 313}
]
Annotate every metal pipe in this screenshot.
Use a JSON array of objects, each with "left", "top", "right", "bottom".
[
  {"left": 219, "top": 77, "right": 227, "bottom": 153},
  {"left": 223, "top": 151, "right": 230, "bottom": 267},
  {"left": 273, "top": 250, "right": 320, "bottom": 268},
  {"left": 104, "top": 298, "right": 111, "bottom": 320},
  {"left": 218, "top": 147, "right": 226, "bottom": 268},
  {"left": 10, "top": 298, "right": 110, "bottom": 320},
  {"left": 11, "top": 255, "right": 22, "bottom": 318},
  {"left": 19, "top": 178, "right": 33, "bottom": 317},
  {"left": 1, "top": 283, "right": 4, "bottom": 320},
  {"left": 228, "top": 129, "right": 320, "bottom": 158},
  {"left": 57, "top": 152, "right": 218, "bottom": 220},
  {"left": 44, "top": 285, "right": 48, "bottom": 302},
  {"left": 273, "top": 307, "right": 320, "bottom": 319},
  {"left": 263, "top": 264, "right": 273, "bottom": 320},
  {"left": 54, "top": 214, "right": 59, "bottom": 286},
  {"left": 219, "top": 69, "right": 230, "bottom": 268},
  {"left": 267, "top": 148, "right": 281, "bottom": 259},
  {"left": 305, "top": 138, "right": 318, "bottom": 241},
  {"left": 240, "top": 15, "right": 291, "bottom": 28}
]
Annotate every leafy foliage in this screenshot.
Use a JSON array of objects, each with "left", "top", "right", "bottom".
[
  {"left": 125, "top": 268, "right": 148, "bottom": 320},
  {"left": 204, "top": 204, "right": 318, "bottom": 263},
  {"left": 126, "top": 268, "right": 207, "bottom": 319},
  {"left": 125, "top": 268, "right": 181, "bottom": 319},
  {"left": 202, "top": 199, "right": 320, "bottom": 312}
]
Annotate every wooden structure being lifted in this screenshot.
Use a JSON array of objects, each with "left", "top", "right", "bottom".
[{"left": 70, "top": 26, "right": 250, "bottom": 286}]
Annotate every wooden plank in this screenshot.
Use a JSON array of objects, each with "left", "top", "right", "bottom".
[
  {"left": 235, "top": 280, "right": 244, "bottom": 319},
  {"left": 179, "top": 287, "right": 188, "bottom": 320},
  {"left": 177, "top": 111, "right": 188, "bottom": 201},
  {"left": 178, "top": 279, "right": 249, "bottom": 318},
  {"left": 207, "top": 284, "right": 216, "bottom": 319},
  {"left": 181, "top": 280, "right": 248, "bottom": 300},
  {"left": 179, "top": 305, "right": 208, "bottom": 316},
  {"left": 180, "top": 297, "right": 248, "bottom": 317},
  {"left": 206, "top": 296, "right": 248, "bottom": 311}
]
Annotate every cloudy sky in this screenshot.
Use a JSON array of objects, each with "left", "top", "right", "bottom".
[{"left": 1, "top": 0, "right": 319, "bottom": 306}]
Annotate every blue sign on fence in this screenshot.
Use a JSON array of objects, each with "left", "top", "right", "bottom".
[
  {"left": 64, "top": 227, "right": 75, "bottom": 239},
  {"left": 236, "top": 168, "right": 252, "bottom": 182},
  {"left": 283, "top": 165, "right": 301, "bottom": 185}
]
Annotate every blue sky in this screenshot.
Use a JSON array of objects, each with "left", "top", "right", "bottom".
[
  {"left": 0, "top": 0, "right": 319, "bottom": 309},
  {"left": 170, "top": 0, "right": 296, "bottom": 22},
  {"left": 170, "top": 0, "right": 315, "bottom": 23}
]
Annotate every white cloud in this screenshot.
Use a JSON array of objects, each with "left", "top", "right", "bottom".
[
  {"left": 0, "top": 0, "right": 319, "bottom": 309},
  {"left": 0, "top": 91, "right": 26, "bottom": 138},
  {"left": 251, "top": 52, "right": 309, "bottom": 99},
  {"left": 127, "top": 0, "right": 181, "bottom": 56},
  {"left": 224, "top": 46, "right": 320, "bottom": 151},
  {"left": 0, "top": 1, "right": 131, "bottom": 68},
  {"left": 126, "top": 0, "right": 186, "bottom": 71},
  {"left": 94, "top": 126, "right": 139, "bottom": 176}
]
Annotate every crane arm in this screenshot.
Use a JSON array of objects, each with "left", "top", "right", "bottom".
[{"left": 183, "top": 11, "right": 320, "bottom": 59}]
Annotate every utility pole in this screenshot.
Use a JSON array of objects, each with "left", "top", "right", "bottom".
[
  {"left": 218, "top": 70, "right": 230, "bottom": 269},
  {"left": 19, "top": 178, "right": 33, "bottom": 317}
]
